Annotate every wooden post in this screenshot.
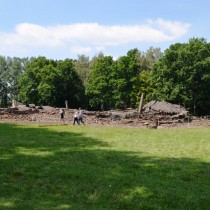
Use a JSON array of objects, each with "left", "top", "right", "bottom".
[
  {"left": 12, "top": 100, "right": 17, "bottom": 108},
  {"left": 65, "top": 100, "right": 69, "bottom": 109},
  {"left": 138, "top": 93, "right": 145, "bottom": 114}
]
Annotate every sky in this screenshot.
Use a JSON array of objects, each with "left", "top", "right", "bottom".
[{"left": 0, "top": 0, "right": 209, "bottom": 60}]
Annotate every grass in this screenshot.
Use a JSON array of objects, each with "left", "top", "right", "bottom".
[{"left": 0, "top": 123, "right": 210, "bottom": 210}]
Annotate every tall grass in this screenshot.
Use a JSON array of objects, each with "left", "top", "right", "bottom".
[{"left": 0, "top": 123, "right": 210, "bottom": 210}]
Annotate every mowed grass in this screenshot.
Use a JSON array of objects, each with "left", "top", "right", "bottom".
[{"left": 0, "top": 123, "right": 210, "bottom": 210}]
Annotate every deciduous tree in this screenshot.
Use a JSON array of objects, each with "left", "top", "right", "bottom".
[{"left": 149, "top": 38, "right": 210, "bottom": 114}]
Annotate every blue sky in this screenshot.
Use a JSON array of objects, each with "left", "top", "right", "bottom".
[{"left": 0, "top": 0, "right": 209, "bottom": 60}]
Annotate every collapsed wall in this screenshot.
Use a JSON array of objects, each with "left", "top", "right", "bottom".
[
  {"left": 143, "top": 100, "right": 187, "bottom": 115},
  {"left": 141, "top": 100, "right": 190, "bottom": 126},
  {"left": 0, "top": 100, "right": 194, "bottom": 128}
]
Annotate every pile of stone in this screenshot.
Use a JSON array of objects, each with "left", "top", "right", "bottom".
[
  {"left": 141, "top": 100, "right": 190, "bottom": 127},
  {"left": 0, "top": 100, "right": 196, "bottom": 128}
]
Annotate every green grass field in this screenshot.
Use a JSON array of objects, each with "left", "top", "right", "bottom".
[{"left": 0, "top": 123, "right": 210, "bottom": 210}]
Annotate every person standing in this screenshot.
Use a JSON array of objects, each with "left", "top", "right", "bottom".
[
  {"left": 73, "top": 109, "right": 80, "bottom": 125},
  {"left": 78, "top": 107, "right": 85, "bottom": 125},
  {"left": 59, "top": 108, "right": 65, "bottom": 124}
]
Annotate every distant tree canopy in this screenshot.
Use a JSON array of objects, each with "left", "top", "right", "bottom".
[
  {"left": 0, "top": 56, "right": 29, "bottom": 107},
  {"left": 149, "top": 38, "right": 210, "bottom": 115},
  {"left": 18, "top": 57, "right": 85, "bottom": 108},
  {"left": 74, "top": 55, "right": 90, "bottom": 86},
  {"left": 1, "top": 37, "right": 210, "bottom": 115},
  {"left": 85, "top": 48, "right": 161, "bottom": 110},
  {"left": 85, "top": 54, "right": 114, "bottom": 110}
]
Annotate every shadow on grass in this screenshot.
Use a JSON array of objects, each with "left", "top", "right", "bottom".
[{"left": 0, "top": 123, "right": 210, "bottom": 210}]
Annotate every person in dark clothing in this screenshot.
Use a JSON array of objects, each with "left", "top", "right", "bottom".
[{"left": 59, "top": 108, "right": 65, "bottom": 124}]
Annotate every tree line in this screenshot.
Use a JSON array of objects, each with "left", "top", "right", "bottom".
[{"left": 1, "top": 37, "right": 210, "bottom": 115}]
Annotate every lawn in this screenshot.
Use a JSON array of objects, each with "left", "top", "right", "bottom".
[{"left": 0, "top": 123, "right": 210, "bottom": 210}]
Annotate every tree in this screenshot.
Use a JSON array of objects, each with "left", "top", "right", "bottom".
[
  {"left": 86, "top": 48, "right": 161, "bottom": 110},
  {"left": 112, "top": 49, "right": 142, "bottom": 108},
  {"left": 135, "top": 47, "right": 163, "bottom": 106},
  {"left": 86, "top": 54, "right": 114, "bottom": 110},
  {"left": 149, "top": 38, "right": 210, "bottom": 115},
  {"left": 18, "top": 57, "right": 85, "bottom": 108},
  {"left": 18, "top": 57, "right": 55, "bottom": 105},
  {"left": 55, "top": 59, "right": 85, "bottom": 108},
  {"left": 74, "top": 55, "right": 90, "bottom": 86},
  {"left": 7, "top": 57, "right": 30, "bottom": 101},
  {"left": 0, "top": 56, "right": 8, "bottom": 107},
  {"left": 0, "top": 56, "right": 30, "bottom": 107}
]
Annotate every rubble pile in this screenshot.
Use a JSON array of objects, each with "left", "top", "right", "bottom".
[{"left": 0, "top": 101, "right": 210, "bottom": 128}]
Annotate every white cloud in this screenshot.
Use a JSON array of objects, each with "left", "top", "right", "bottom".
[
  {"left": 0, "top": 19, "right": 191, "bottom": 58},
  {"left": 70, "top": 46, "right": 93, "bottom": 54},
  {"left": 147, "top": 18, "right": 191, "bottom": 39}
]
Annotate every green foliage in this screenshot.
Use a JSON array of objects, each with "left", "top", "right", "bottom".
[
  {"left": 111, "top": 48, "right": 160, "bottom": 109},
  {"left": 74, "top": 55, "right": 90, "bottom": 85},
  {"left": 0, "top": 56, "right": 8, "bottom": 107},
  {"left": 18, "top": 57, "right": 85, "bottom": 107},
  {"left": 86, "top": 55, "right": 114, "bottom": 110},
  {"left": 7, "top": 57, "right": 30, "bottom": 100},
  {"left": 112, "top": 49, "right": 141, "bottom": 108},
  {"left": 55, "top": 59, "right": 85, "bottom": 108},
  {"left": 0, "top": 56, "right": 28, "bottom": 107},
  {"left": 6, "top": 37, "right": 210, "bottom": 115},
  {"left": 0, "top": 46, "right": 162, "bottom": 110},
  {"left": 86, "top": 48, "right": 162, "bottom": 110},
  {"left": 18, "top": 57, "right": 56, "bottom": 105},
  {"left": 149, "top": 38, "right": 210, "bottom": 114}
]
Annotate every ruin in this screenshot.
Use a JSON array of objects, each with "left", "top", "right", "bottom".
[{"left": 0, "top": 100, "right": 210, "bottom": 128}]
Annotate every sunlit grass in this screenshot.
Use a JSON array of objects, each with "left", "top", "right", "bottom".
[
  {"left": 0, "top": 123, "right": 210, "bottom": 210},
  {"left": 15, "top": 147, "right": 54, "bottom": 157}
]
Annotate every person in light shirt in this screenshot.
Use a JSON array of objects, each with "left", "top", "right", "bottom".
[
  {"left": 73, "top": 109, "right": 80, "bottom": 125},
  {"left": 78, "top": 107, "right": 85, "bottom": 125}
]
